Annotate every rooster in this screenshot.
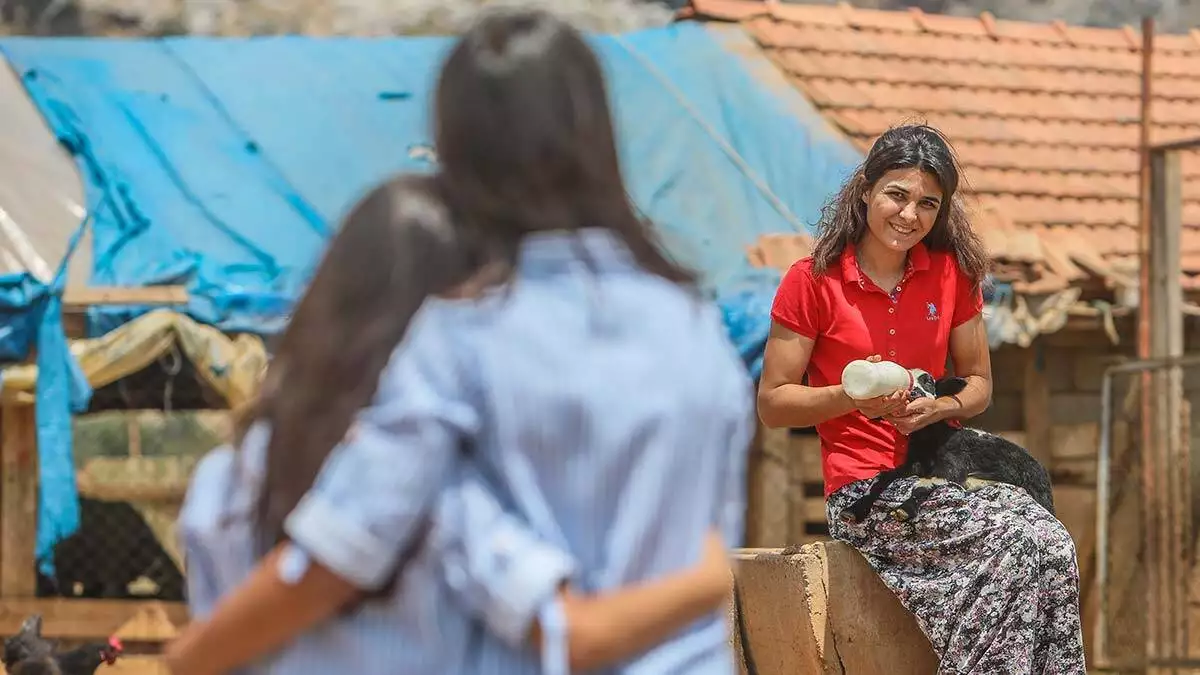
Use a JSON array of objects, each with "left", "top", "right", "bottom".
[{"left": 2, "top": 615, "right": 122, "bottom": 675}]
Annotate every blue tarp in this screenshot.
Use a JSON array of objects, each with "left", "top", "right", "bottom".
[
  {"left": 0, "top": 22, "right": 863, "bottom": 566},
  {"left": 0, "top": 231, "right": 94, "bottom": 573}
]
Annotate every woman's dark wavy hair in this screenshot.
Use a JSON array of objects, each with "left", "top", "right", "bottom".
[
  {"left": 433, "top": 6, "right": 696, "bottom": 287},
  {"left": 233, "top": 174, "right": 479, "bottom": 566},
  {"left": 809, "top": 123, "right": 990, "bottom": 289}
]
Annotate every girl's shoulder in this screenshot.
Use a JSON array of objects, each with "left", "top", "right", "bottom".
[
  {"left": 188, "top": 445, "right": 237, "bottom": 496},
  {"left": 181, "top": 428, "right": 267, "bottom": 535},
  {"left": 788, "top": 256, "right": 819, "bottom": 276},
  {"left": 179, "top": 445, "right": 238, "bottom": 535},
  {"left": 776, "top": 255, "right": 834, "bottom": 300},
  {"left": 925, "top": 248, "right": 971, "bottom": 278}
]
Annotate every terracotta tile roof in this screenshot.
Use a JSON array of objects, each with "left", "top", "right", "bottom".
[{"left": 689, "top": 0, "right": 1200, "bottom": 294}]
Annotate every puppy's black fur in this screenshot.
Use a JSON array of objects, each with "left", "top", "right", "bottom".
[{"left": 841, "top": 371, "right": 1055, "bottom": 524}]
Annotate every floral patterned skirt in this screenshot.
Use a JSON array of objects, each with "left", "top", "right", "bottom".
[{"left": 826, "top": 476, "right": 1086, "bottom": 675}]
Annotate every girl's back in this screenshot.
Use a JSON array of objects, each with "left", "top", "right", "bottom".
[
  {"left": 456, "top": 230, "right": 752, "bottom": 672},
  {"left": 181, "top": 431, "right": 472, "bottom": 675},
  {"left": 181, "top": 229, "right": 751, "bottom": 675}
]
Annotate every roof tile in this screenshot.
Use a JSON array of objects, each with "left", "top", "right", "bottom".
[
  {"left": 989, "top": 18, "right": 1069, "bottom": 45},
  {"left": 1059, "top": 23, "right": 1140, "bottom": 49},
  {"left": 768, "top": 2, "right": 847, "bottom": 28},
  {"left": 1153, "top": 32, "right": 1200, "bottom": 53},
  {"left": 841, "top": 5, "right": 920, "bottom": 32},
  {"left": 693, "top": 1, "right": 1200, "bottom": 291},
  {"left": 909, "top": 8, "right": 990, "bottom": 38}
]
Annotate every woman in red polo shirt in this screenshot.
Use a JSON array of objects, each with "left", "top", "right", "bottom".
[{"left": 759, "top": 124, "right": 1084, "bottom": 674}]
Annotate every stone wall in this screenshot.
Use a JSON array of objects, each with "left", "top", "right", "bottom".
[{"left": 731, "top": 542, "right": 937, "bottom": 675}]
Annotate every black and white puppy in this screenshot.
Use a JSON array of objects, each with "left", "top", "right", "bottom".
[{"left": 840, "top": 370, "right": 1055, "bottom": 524}]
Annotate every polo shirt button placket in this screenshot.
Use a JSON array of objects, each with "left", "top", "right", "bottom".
[
  {"left": 886, "top": 285, "right": 902, "bottom": 360},
  {"left": 888, "top": 284, "right": 903, "bottom": 360}
]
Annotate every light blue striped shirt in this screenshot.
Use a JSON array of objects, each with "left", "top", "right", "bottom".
[{"left": 180, "top": 229, "right": 754, "bottom": 674}]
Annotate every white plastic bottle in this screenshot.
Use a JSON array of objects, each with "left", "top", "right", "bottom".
[{"left": 841, "top": 359, "right": 913, "bottom": 400}]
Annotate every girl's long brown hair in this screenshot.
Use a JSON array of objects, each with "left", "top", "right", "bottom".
[
  {"left": 433, "top": 6, "right": 697, "bottom": 288},
  {"left": 809, "top": 123, "right": 990, "bottom": 288},
  {"left": 234, "top": 174, "right": 478, "bottom": 559}
]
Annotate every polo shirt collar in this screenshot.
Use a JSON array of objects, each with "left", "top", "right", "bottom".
[{"left": 839, "top": 241, "right": 931, "bottom": 285}]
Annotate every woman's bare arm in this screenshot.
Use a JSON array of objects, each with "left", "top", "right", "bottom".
[
  {"left": 167, "top": 535, "right": 732, "bottom": 675},
  {"left": 943, "top": 314, "right": 993, "bottom": 419},
  {"left": 886, "top": 314, "right": 993, "bottom": 434},
  {"left": 758, "top": 323, "right": 905, "bottom": 428},
  {"left": 529, "top": 531, "right": 732, "bottom": 671},
  {"left": 164, "top": 547, "right": 358, "bottom": 675}
]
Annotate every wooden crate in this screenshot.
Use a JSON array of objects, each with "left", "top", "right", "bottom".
[
  {"left": 745, "top": 425, "right": 826, "bottom": 548},
  {"left": 0, "top": 404, "right": 187, "bottom": 667},
  {"left": 0, "top": 288, "right": 193, "bottom": 669}
]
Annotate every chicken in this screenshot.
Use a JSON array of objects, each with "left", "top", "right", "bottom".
[{"left": 2, "top": 615, "right": 122, "bottom": 675}]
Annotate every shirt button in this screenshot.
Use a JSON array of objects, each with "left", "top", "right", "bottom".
[
  {"left": 888, "top": 307, "right": 895, "bottom": 314},
  {"left": 894, "top": 286, "right": 902, "bottom": 292},
  {"left": 889, "top": 328, "right": 896, "bottom": 335},
  {"left": 889, "top": 350, "right": 896, "bottom": 356}
]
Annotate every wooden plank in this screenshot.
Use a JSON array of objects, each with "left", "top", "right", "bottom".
[
  {"left": 1106, "top": 380, "right": 1148, "bottom": 664},
  {"left": 748, "top": 452, "right": 789, "bottom": 548},
  {"left": 746, "top": 424, "right": 792, "bottom": 549},
  {"left": 1054, "top": 484, "right": 1098, "bottom": 664},
  {"left": 785, "top": 432, "right": 816, "bottom": 544},
  {"left": 1022, "top": 343, "right": 1053, "bottom": 468},
  {"left": 1, "top": 404, "right": 38, "bottom": 598},
  {"left": 804, "top": 497, "right": 827, "bottom": 525},
  {"left": 100, "top": 655, "right": 171, "bottom": 675},
  {"left": 758, "top": 425, "right": 790, "bottom": 463},
  {"left": 1051, "top": 424, "right": 1100, "bottom": 461},
  {"left": 790, "top": 434, "right": 822, "bottom": 486},
  {"left": 74, "top": 473, "right": 188, "bottom": 504},
  {"left": 0, "top": 599, "right": 186, "bottom": 642},
  {"left": 61, "top": 286, "right": 188, "bottom": 310},
  {"left": 1149, "top": 147, "right": 1186, "bottom": 658},
  {"left": 60, "top": 286, "right": 189, "bottom": 338},
  {"left": 1048, "top": 423, "right": 1101, "bottom": 485},
  {"left": 3, "top": 655, "right": 175, "bottom": 675}
]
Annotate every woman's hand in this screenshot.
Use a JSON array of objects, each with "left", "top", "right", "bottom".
[
  {"left": 851, "top": 390, "right": 909, "bottom": 420},
  {"left": 694, "top": 530, "right": 734, "bottom": 601},
  {"left": 543, "top": 529, "right": 733, "bottom": 671},
  {"left": 886, "top": 398, "right": 947, "bottom": 435},
  {"left": 845, "top": 354, "right": 909, "bottom": 420}
]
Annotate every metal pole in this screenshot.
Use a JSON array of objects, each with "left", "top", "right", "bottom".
[{"left": 1096, "top": 366, "right": 1115, "bottom": 668}]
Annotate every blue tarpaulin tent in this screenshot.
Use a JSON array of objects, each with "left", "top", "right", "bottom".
[{"left": 0, "top": 21, "right": 863, "bottom": 567}]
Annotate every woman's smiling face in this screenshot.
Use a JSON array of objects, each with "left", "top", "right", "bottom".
[{"left": 861, "top": 167, "right": 943, "bottom": 253}]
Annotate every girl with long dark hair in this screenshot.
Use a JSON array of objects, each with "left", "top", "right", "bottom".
[
  {"left": 166, "top": 8, "right": 752, "bottom": 672},
  {"left": 166, "top": 174, "right": 740, "bottom": 674},
  {"left": 759, "top": 123, "right": 1084, "bottom": 673}
]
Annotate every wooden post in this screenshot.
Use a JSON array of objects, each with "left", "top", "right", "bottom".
[
  {"left": 127, "top": 414, "right": 142, "bottom": 458},
  {"left": 1148, "top": 147, "right": 1186, "bottom": 662},
  {"left": 1, "top": 404, "right": 38, "bottom": 598},
  {"left": 1137, "top": 18, "right": 1158, "bottom": 667},
  {"left": 1022, "top": 341, "right": 1053, "bottom": 469}
]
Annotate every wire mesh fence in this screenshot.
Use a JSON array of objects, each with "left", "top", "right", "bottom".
[
  {"left": 35, "top": 349, "right": 233, "bottom": 604},
  {"left": 1093, "top": 357, "right": 1200, "bottom": 672}
]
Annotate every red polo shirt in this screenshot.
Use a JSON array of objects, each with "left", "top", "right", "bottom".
[{"left": 770, "top": 243, "right": 983, "bottom": 497}]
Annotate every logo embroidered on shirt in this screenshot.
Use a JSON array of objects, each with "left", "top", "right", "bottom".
[{"left": 926, "top": 302, "right": 939, "bottom": 321}]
